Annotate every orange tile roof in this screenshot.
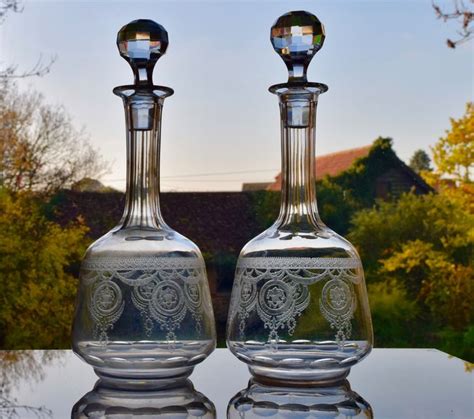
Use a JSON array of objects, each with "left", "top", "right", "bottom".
[{"left": 267, "top": 145, "right": 372, "bottom": 191}]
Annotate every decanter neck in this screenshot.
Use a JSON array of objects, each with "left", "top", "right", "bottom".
[
  {"left": 114, "top": 86, "right": 173, "bottom": 230},
  {"left": 273, "top": 86, "right": 325, "bottom": 231}
]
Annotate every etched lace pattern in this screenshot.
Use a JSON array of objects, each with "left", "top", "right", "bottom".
[
  {"left": 230, "top": 257, "right": 362, "bottom": 346},
  {"left": 82, "top": 256, "right": 207, "bottom": 343}
]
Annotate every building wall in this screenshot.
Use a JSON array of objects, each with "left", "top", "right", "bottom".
[{"left": 375, "top": 167, "right": 429, "bottom": 199}]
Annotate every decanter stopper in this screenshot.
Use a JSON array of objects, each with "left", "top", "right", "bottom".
[
  {"left": 270, "top": 10, "right": 325, "bottom": 83},
  {"left": 117, "top": 19, "right": 169, "bottom": 85}
]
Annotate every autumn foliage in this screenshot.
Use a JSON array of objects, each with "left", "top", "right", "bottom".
[{"left": 349, "top": 103, "right": 474, "bottom": 360}]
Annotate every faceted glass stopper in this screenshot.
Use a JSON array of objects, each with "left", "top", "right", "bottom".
[
  {"left": 117, "top": 19, "right": 169, "bottom": 85},
  {"left": 271, "top": 10, "right": 325, "bottom": 83}
]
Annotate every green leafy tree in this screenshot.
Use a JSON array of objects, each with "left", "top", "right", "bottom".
[
  {"left": 382, "top": 239, "right": 473, "bottom": 329},
  {"left": 349, "top": 106, "right": 474, "bottom": 360},
  {"left": 315, "top": 177, "right": 359, "bottom": 235},
  {"left": 0, "top": 81, "right": 103, "bottom": 350},
  {"left": 0, "top": 189, "right": 89, "bottom": 348},
  {"left": 249, "top": 178, "right": 359, "bottom": 236},
  {"left": 349, "top": 192, "right": 473, "bottom": 359},
  {"left": 0, "top": 0, "right": 106, "bottom": 355},
  {"left": 350, "top": 193, "right": 472, "bottom": 280},
  {"left": 409, "top": 149, "right": 432, "bottom": 173},
  {"left": 430, "top": 102, "right": 473, "bottom": 184},
  {"left": 367, "top": 280, "right": 419, "bottom": 347},
  {"left": 249, "top": 190, "right": 280, "bottom": 230}
]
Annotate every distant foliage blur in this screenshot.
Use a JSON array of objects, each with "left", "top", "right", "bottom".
[
  {"left": 409, "top": 149, "right": 432, "bottom": 173},
  {"left": 350, "top": 103, "right": 474, "bottom": 361},
  {"left": 0, "top": 80, "right": 102, "bottom": 349},
  {"left": 0, "top": 189, "right": 89, "bottom": 348},
  {"left": 350, "top": 193, "right": 473, "bottom": 360}
]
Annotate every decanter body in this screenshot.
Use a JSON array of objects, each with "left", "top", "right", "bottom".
[
  {"left": 226, "top": 11, "right": 373, "bottom": 385},
  {"left": 72, "top": 20, "right": 216, "bottom": 389}
]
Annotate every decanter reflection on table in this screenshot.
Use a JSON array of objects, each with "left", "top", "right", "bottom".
[
  {"left": 72, "top": 379, "right": 216, "bottom": 418},
  {"left": 227, "top": 378, "right": 373, "bottom": 418},
  {"left": 226, "top": 11, "right": 373, "bottom": 385},
  {"left": 71, "top": 19, "right": 216, "bottom": 390}
]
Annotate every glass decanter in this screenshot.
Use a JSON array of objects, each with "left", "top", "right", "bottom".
[
  {"left": 72, "top": 379, "right": 216, "bottom": 418},
  {"left": 226, "top": 11, "right": 373, "bottom": 385},
  {"left": 228, "top": 379, "right": 373, "bottom": 418},
  {"left": 72, "top": 19, "right": 216, "bottom": 389}
]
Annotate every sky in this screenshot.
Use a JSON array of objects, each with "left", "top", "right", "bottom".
[{"left": 1, "top": 0, "right": 472, "bottom": 191}]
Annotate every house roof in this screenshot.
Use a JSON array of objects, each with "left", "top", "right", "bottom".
[{"left": 267, "top": 145, "right": 372, "bottom": 191}]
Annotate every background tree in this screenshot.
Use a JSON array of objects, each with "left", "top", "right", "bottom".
[
  {"left": 0, "top": 189, "right": 89, "bottom": 349},
  {"left": 0, "top": 79, "right": 103, "bottom": 348},
  {"left": 0, "top": 1, "right": 106, "bottom": 351},
  {"left": 433, "top": 0, "right": 474, "bottom": 48},
  {"left": 409, "top": 149, "right": 432, "bottom": 173},
  {"left": 349, "top": 103, "right": 474, "bottom": 361},
  {"left": 0, "top": 81, "right": 108, "bottom": 194},
  {"left": 430, "top": 102, "right": 473, "bottom": 184}
]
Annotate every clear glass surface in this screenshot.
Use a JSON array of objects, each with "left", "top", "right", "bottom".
[
  {"left": 228, "top": 378, "right": 373, "bottom": 418},
  {"left": 71, "top": 20, "right": 216, "bottom": 390},
  {"left": 226, "top": 11, "right": 373, "bottom": 384}
]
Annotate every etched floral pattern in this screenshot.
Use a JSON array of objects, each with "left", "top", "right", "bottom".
[
  {"left": 230, "top": 257, "right": 361, "bottom": 345},
  {"left": 82, "top": 256, "right": 206, "bottom": 343}
]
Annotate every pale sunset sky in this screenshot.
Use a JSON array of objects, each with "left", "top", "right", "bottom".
[{"left": 1, "top": 0, "right": 472, "bottom": 191}]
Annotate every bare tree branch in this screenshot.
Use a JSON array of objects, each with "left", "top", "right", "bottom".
[
  {"left": 1, "top": 55, "right": 57, "bottom": 79},
  {"left": 0, "top": 1, "right": 56, "bottom": 78},
  {"left": 433, "top": 0, "right": 474, "bottom": 48},
  {"left": 0, "top": 0, "right": 22, "bottom": 24},
  {"left": 0, "top": 398, "right": 52, "bottom": 419}
]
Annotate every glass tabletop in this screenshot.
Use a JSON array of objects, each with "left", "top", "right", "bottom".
[{"left": 0, "top": 348, "right": 472, "bottom": 418}]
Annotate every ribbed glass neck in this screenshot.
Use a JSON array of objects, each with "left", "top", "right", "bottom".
[
  {"left": 272, "top": 86, "right": 325, "bottom": 232},
  {"left": 114, "top": 86, "right": 173, "bottom": 230}
]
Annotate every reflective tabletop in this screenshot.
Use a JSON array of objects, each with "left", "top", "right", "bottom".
[{"left": 0, "top": 349, "right": 472, "bottom": 418}]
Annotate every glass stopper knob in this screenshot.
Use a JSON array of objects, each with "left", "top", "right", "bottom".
[
  {"left": 270, "top": 10, "right": 325, "bottom": 83},
  {"left": 117, "top": 19, "right": 169, "bottom": 85}
]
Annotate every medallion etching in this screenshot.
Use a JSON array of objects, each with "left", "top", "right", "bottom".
[
  {"left": 232, "top": 257, "right": 361, "bottom": 345},
  {"left": 83, "top": 256, "right": 206, "bottom": 343},
  {"left": 88, "top": 277, "right": 125, "bottom": 343}
]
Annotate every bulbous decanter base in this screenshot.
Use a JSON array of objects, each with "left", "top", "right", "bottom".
[
  {"left": 249, "top": 364, "right": 350, "bottom": 386},
  {"left": 72, "top": 227, "right": 216, "bottom": 390},
  {"left": 227, "top": 225, "right": 373, "bottom": 386},
  {"left": 92, "top": 364, "right": 194, "bottom": 390}
]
